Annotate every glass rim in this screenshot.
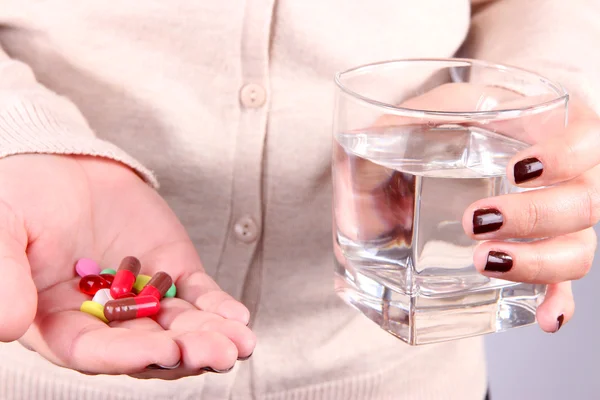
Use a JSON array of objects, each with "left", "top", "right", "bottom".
[{"left": 334, "top": 58, "right": 569, "bottom": 118}]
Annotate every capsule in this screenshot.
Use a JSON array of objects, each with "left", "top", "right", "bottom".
[
  {"left": 138, "top": 272, "right": 173, "bottom": 301},
  {"left": 80, "top": 300, "right": 109, "bottom": 323},
  {"left": 133, "top": 274, "right": 152, "bottom": 293},
  {"left": 104, "top": 296, "right": 160, "bottom": 322},
  {"left": 110, "top": 256, "right": 142, "bottom": 299}
]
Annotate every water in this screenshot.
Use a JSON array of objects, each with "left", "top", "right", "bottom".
[{"left": 332, "top": 124, "right": 546, "bottom": 345}]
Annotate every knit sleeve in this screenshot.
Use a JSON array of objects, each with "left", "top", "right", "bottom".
[
  {"left": 463, "top": 0, "right": 600, "bottom": 115},
  {"left": 0, "top": 45, "right": 158, "bottom": 188}
]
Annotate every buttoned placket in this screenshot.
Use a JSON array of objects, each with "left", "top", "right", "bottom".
[{"left": 200, "top": 1, "right": 275, "bottom": 399}]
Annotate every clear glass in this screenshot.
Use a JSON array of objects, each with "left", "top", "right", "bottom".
[{"left": 332, "top": 58, "right": 568, "bottom": 345}]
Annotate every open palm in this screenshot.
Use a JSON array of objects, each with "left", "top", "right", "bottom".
[{"left": 0, "top": 154, "right": 255, "bottom": 378}]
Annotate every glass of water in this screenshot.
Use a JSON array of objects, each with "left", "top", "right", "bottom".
[{"left": 332, "top": 58, "right": 568, "bottom": 345}]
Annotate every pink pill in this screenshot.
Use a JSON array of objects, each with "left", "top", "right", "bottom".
[{"left": 75, "top": 258, "right": 101, "bottom": 278}]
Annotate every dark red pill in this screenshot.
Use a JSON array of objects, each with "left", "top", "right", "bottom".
[
  {"left": 104, "top": 296, "right": 161, "bottom": 322},
  {"left": 100, "top": 274, "right": 115, "bottom": 286},
  {"left": 138, "top": 272, "right": 173, "bottom": 301},
  {"left": 79, "top": 275, "right": 110, "bottom": 296}
]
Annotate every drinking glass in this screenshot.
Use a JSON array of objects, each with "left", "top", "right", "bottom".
[{"left": 332, "top": 58, "right": 568, "bottom": 345}]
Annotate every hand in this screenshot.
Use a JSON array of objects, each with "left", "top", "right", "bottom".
[
  {"left": 334, "top": 83, "right": 598, "bottom": 334},
  {"left": 465, "top": 96, "right": 599, "bottom": 333},
  {"left": 0, "top": 154, "right": 256, "bottom": 378}
]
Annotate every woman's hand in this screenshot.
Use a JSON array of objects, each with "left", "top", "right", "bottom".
[
  {"left": 334, "top": 82, "right": 598, "bottom": 334},
  {"left": 465, "top": 96, "right": 599, "bottom": 333},
  {"left": 0, "top": 154, "right": 256, "bottom": 378}
]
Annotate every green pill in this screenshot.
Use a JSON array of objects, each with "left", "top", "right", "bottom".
[
  {"left": 164, "top": 283, "right": 177, "bottom": 298},
  {"left": 100, "top": 268, "right": 116, "bottom": 275}
]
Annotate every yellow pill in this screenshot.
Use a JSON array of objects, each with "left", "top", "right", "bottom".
[
  {"left": 80, "top": 300, "right": 108, "bottom": 323},
  {"left": 133, "top": 274, "right": 152, "bottom": 293}
]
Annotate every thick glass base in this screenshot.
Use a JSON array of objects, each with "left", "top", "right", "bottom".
[{"left": 335, "top": 263, "right": 546, "bottom": 345}]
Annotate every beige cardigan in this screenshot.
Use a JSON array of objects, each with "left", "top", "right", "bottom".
[{"left": 0, "top": 1, "right": 598, "bottom": 399}]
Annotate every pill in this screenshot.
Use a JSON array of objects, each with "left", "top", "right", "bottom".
[
  {"left": 133, "top": 275, "right": 152, "bottom": 293},
  {"left": 75, "top": 258, "right": 100, "bottom": 278},
  {"left": 79, "top": 275, "right": 111, "bottom": 296},
  {"left": 100, "top": 273, "right": 115, "bottom": 286},
  {"left": 80, "top": 300, "right": 108, "bottom": 323},
  {"left": 164, "top": 283, "right": 177, "bottom": 298},
  {"left": 92, "top": 288, "right": 113, "bottom": 306},
  {"left": 138, "top": 272, "right": 173, "bottom": 301},
  {"left": 100, "top": 268, "right": 116, "bottom": 275},
  {"left": 104, "top": 296, "right": 160, "bottom": 322},
  {"left": 111, "top": 256, "right": 142, "bottom": 299}
]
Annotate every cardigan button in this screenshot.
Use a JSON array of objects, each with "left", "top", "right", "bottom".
[
  {"left": 240, "top": 83, "right": 267, "bottom": 108},
  {"left": 234, "top": 216, "right": 259, "bottom": 243}
]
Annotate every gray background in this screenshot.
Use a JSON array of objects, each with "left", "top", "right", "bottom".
[{"left": 485, "top": 225, "right": 599, "bottom": 399}]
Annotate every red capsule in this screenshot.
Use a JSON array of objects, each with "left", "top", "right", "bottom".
[
  {"left": 100, "top": 273, "right": 115, "bottom": 286},
  {"left": 111, "top": 256, "right": 142, "bottom": 299},
  {"left": 138, "top": 272, "right": 173, "bottom": 301},
  {"left": 79, "top": 275, "right": 110, "bottom": 296},
  {"left": 104, "top": 296, "right": 160, "bottom": 322}
]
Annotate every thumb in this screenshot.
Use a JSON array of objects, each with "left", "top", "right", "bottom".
[{"left": 0, "top": 203, "right": 37, "bottom": 342}]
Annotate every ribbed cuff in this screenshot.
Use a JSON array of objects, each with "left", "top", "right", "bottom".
[{"left": 0, "top": 93, "right": 158, "bottom": 188}]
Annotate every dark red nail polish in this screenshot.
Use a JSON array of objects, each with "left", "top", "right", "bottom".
[
  {"left": 514, "top": 157, "right": 543, "bottom": 184},
  {"left": 556, "top": 314, "right": 565, "bottom": 332},
  {"left": 473, "top": 209, "right": 503, "bottom": 235},
  {"left": 485, "top": 251, "right": 513, "bottom": 272}
]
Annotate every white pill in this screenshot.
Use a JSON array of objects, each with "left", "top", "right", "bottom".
[{"left": 92, "top": 288, "right": 113, "bottom": 306}]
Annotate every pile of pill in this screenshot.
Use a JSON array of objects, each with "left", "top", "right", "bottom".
[{"left": 76, "top": 256, "right": 176, "bottom": 323}]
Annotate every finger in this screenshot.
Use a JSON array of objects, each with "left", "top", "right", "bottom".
[
  {"left": 156, "top": 298, "right": 256, "bottom": 358},
  {"left": 177, "top": 271, "right": 250, "bottom": 325},
  {"left": 333, "top": 153, "right": 413, "bottom": 243},
  {"left": 132, "top": 329, "right": 240, "bottom": 380},
  {"left": 463, "top": 170, "right": 600, "bottom": 239},
  {"left": 508, "top": 118, "right": 600, "bottom": 186},
  {"left": 536, "top": 281, "right": 575, "bottom": 333},
  {"left": 27, "top": 311, "right": 180, "bottom": 374},
  {"left": 473, "top": 228, "right": 596, "bottom": 283},
  {"left": 0, "top": 202, "right": 37, "bottom": 341},
  {"left": 172, "top": 330, "right": 238, "bottom": 372}
]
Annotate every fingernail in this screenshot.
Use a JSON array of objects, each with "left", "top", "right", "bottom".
[
  {"left": 146, "top": 360, "right": 181, "bottom": 370},
  {"left": 238, "top": 352, "right": 253, "bottom": 361},
  {"left": 485, "top": 251, "right": 513, "bottom": 273},
  {"left": 556, "top": 314, "right": 565, "bottom": 332},
  {"left": 514, "top": 157, "right": 543, "bottom": 184},
  {"left": 473, "top": 208, "right": 503, "bottom": 235},
  {"left": 202, "top": 365, "right": 234, "bottom": 374}
]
